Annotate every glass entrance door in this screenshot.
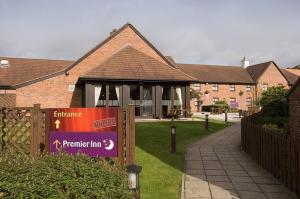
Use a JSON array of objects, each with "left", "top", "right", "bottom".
[{"left": 142, "top": 86, "right": 153, "bottom": 117}]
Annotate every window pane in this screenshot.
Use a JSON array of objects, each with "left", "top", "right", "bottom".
[
  {"left": 108, "top": 85, "right": 120, "bottom": 106},
  {"left": 130, "top": 85, "right": 140, "bottom": 116},
  {"left": 97, "top": 85, "right": 106, "bottom": 107},
  {"left": 142, "top": 86, "right": 153, "bottom": 117}
]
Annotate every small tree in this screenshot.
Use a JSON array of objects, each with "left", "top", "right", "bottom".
[
  {"left": 260, "top": 86, "right": 289, "bottom": 117},
  {"left": 190, "top": 88, "right": 202, "bottom": 112}
]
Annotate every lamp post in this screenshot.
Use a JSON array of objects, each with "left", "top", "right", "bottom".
[
  {"left": 205, "top": 114, "right": 209, "bottom": 130},
  {"left": 126, "top": 164, "right": 142, "bottom": 199},
  {"left": 171, "top": 125, "right": 176, "bottom": 153},
  {"left": 225, "top": 110, "right": 228, "bottom": 123}
]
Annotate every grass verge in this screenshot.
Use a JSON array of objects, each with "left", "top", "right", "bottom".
[{"left": 136, "top": 120, "right": 231, "bottom": 199}]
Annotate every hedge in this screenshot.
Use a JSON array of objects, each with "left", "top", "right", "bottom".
[{"left": 0, "top": 150, "right": 132, "bottom": 199}]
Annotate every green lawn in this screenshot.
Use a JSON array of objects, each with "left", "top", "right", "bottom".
[{"left": 136, "top": 120, "right": 231, "bottom": 199}]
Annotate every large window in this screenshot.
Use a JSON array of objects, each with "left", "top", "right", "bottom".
[
  {"left": 130, "top": 85, "right": 141, "bottom": 116},
  {"left": 142, "top": 86, "right": 153, "bottom": 117},
  {"left": 95, "top": 84, "right": 120, "bottom": 107},
  {"left": 174, "top": 87, "right": 183, "bottom": 116},
  {"left": 95, "top": 85, "right": 106, "bottom": 107},
  {"left": 108, "top": 85, "right": 120, "bottom": 106},
  {"left": 162, "top": 86, "right": 171, "bottom": 117}
]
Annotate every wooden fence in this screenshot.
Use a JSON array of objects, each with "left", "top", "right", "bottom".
[
  {"left": 0, "top": 104, "right": 135, "bottom": 166},
  {"left": 241, "top": 114, "right": 300, "bottom": 196}
]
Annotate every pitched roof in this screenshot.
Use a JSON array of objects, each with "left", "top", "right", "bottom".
[
  {"left": 177, "top": 63, "right": 255, "bottom": 84},
  {"left": 64, "top": 23, "right": 178, "bottom": 73},
  {"left": 0, "top": 23, "right": 179, "bottom": 88},
  {"left": 0, "top": 57, "right": 73, "bottom": 87},
  {"left": 245, "top": 61, "right": 272, "bottom": 82},
  {"left": 281, "top": 69, "right": 300, "bottom": 85},
  {"left": 81, "top": 46, "right": 195, "bottom": 82},
  {"left": 246, "top": 61, "right": 291, "bottom": 84}
]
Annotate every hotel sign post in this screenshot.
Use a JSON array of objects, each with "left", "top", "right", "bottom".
[{"left": 45, "top": 107, "right": 135, "bottom": 166}]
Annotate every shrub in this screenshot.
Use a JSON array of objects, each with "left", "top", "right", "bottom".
[
  {"left": 201, "top": 102, "right": 229, "bottom": 112},
  {"left": 214, "top": 101, "right": 229, "bottom": 109},
  {"left": 260, "top": 86, "right": 289, "bottom": 117},
  {"left": 0, "top": 150, "right": 131, "bottom": 199}
]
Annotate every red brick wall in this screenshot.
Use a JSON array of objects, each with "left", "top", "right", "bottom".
[
  {"left": 15, "top": 26, "right": 169, "bottom": 108},
  {"left": 289, "top": 82, "right": 300, "bottom": 139},
  {"left": 256, "top": 63, "right": 289, "bottom": 96},
  {"left": 190, "top": 83, "right": 255, "bottom": 111}
]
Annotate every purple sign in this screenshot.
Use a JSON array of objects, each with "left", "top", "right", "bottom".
[
  {"left": 50, "top": 132, "right": 117, "bottom": 157},
  {"left": 230, "top": 102, "right": 239, "bottom": 108}
]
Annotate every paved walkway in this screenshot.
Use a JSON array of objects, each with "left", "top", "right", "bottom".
[{"left": 182, "top": 123, "right": 298, "bottom": 199}]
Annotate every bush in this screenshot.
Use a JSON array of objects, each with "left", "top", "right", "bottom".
[
  {"left": 260, "top": 86, "right": 289, "bottom": 117},
  {"left": 202, "top": 101, "right": 229, "bottom": 112},
  {"left": 0, "top": 150, "right": 131, "bottom": 199},
  {"left": 214, "top": 101, "right": 229, "bottom": 109},
  {"left": 256, "top": 86, "right": 289, "bottom": 129}
]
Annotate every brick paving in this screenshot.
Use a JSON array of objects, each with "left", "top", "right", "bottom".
[{"left": 182, "top": 123, "right": 298, "bottom": 199}]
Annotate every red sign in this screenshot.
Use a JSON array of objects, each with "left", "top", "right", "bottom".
[{"left": 49, "top": 108, "right": 118, "bottom": 132}]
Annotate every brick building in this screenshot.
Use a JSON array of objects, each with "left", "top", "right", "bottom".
[
  {"left": 0, "top": 23, "right": 194, "bottom": 118},
  {"left": 0, "top": 23, "right": 299, "bottom": 115},
  {"left": 178, "top": 59, "right": 300, "bottom": 111}
]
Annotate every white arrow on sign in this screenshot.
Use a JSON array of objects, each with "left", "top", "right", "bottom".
[{"left": 54, "top": 119, "right": 61, "bottom": 129}]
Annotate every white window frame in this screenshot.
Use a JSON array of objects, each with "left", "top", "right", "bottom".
[
  {"left": 229, "top": 97, "right": 236, "bottom": 103},
  {"left": 194, "top": 83, "right": 201, "bottom": 91},
  {"left": 246, "top": 97, "right": 252, "bottom": 106},
  {"left": 212, "top": 97, "right": 219, "bottom": 104},
  {"left": 245, "top": 85, "right": 251, "bottom": 91},
  {"left": 229, "top": 84, "right": 235, "bottom": 91},
  {"left": 262, "top": 83, "right": 268, "bottom": 91},
  {"left": 212, "top": 84, "right": 219, "bottom": 91}
]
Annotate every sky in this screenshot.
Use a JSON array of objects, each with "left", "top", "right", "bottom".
[{"left": 0, "top": 0, "right": 299, "bottom": 67}]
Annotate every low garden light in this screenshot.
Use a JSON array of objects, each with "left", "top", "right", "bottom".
[
  {"left": 126, "top": 164, "right": 142, "bottom": 198},
  {"left": 171, "top": 125, "right": 176, "bottom": 153},
  {"left": 205, "top": 114, "right": 209, "bottom": 130}
]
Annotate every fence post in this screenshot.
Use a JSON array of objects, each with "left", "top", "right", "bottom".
[
  {"left": 118, "top": 108, "right": 125, "bottom": 167},
  {"left": 31, "top": 104, "right": 42, "bottom": 157},
  {"left": 126, "top": 106, "right": 135, "bottom": 165},
  {"left": 44, "top": 109, "right": 50, "bottom": 153}
]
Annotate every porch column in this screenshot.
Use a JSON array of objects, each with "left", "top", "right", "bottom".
[
  {"left": 122, "top": 85, "right": 129, "bottom": 108},
  {"left": 155, "top": 85, "right": 162, "bottom": 118},
  {"left": 185, "top": 84, "right": 190, "bottom": 117},
  {"left": 84, "top": 83, "right": 95, "bottom": 107}
]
